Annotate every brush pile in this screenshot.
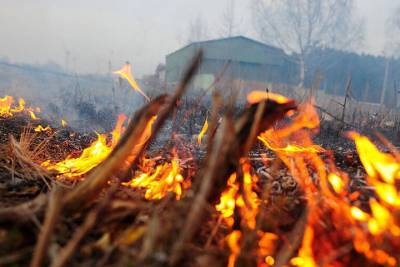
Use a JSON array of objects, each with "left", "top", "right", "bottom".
[{"left": 0, "top": 52, "right": 400, "bottom": 267}]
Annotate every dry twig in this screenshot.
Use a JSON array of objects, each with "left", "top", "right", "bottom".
[{"left": 30, "top": 187, "right": 63, "bottom": 267}]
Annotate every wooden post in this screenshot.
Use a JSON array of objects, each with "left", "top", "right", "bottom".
[
  {"left": 380, "top": 58, "right": 390, "bottom": 107},
  {"left": 341, "top": 77, "right": 352, "bottom": 130}
]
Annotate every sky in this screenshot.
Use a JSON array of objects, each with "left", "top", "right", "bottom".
[{"left": 0, "top": 0, "right": 397, "bottom": 76}]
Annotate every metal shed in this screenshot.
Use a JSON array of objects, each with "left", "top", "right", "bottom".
[{"left": 165, "top": 36, "right": 297, "bottom": 89}]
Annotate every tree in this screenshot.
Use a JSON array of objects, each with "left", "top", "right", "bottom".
[
  {"left": 251, "top": 0, "right": 364, "bottom": 87},
  {"left": 385, "top": 5, "right": 400, "bottom": 58},
  {"left": 187, "top": 15, "right": 209, "bottom": 43},
  {"left": 220, "top": 0, "right": 238, "bottom": 37},
  {"left": 381, "top": 6, "right": 400, "bottom": 107}
]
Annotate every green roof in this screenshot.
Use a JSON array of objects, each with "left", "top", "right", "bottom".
[{"left": 166, "top": 36, "right": 288, "bottom": 66}]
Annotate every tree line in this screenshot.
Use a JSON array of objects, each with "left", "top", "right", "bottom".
[{"left": 186, "top": 0, "right": 400, "bottom": 106}]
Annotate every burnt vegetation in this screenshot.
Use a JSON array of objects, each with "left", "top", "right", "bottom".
[{"left": 0, "top": 51, "right": 399, "bottom": 267}]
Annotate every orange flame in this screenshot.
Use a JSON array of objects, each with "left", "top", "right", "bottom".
[
  {"left": 257, "top": 100, "right": 328, "bottom": 196},
  {"left": 215, "top": 173, "right": 238, "bottom": 227},
  {"left": 240, "top": 92, "right": 400, "bottom": 266},
  {"left": 327, "top": 173, "right": 345, "bottom": 194},
  {"left": 247, "top": 91, "right": 290, "bottom": 105},
  {"left": 27, "top": 109, "right": 39, "bottom": 120},
  {"left": 258, "top": 231, "right": 278, "bottom": 267},
  {"left": 258, "top": 137, "right": 324, "bottom": 154},
  {"left": 277, "top": 117, "right": 400, "bottom": 266},
  {"left": 122, "top": 156, "right": 190, "bottom": 200},
  {"left": 114, "top": 63, "right": 150, "bottom": 101},
  {"left": 226, "top": 230, "right": 242, "bottom": 267},
  {"left": 290, "top": 226, "right": 317, "bottom": 267},
  {"left": 34, "top": 125, "right": 52, "bottom": 133},
  {"left": 216, "top": 161, "right": 260, "bottom": 229},
  {"left": 42, "top": 114, "right": 128, "bottom": 179},
  {"left": 348, "top": 132, "right": 399, "bottom": 184},
  {"left": 197, "top": 116, "right": 208, "bottom": 145},
  {"left": 0, "top": 95, "right": 16, "bottom": 116},
  {"left": 0, "top": 95, "right": 40, "bottom": 119},
  {"left": 258, "top": 100, "right": 323, "bottom": 154},
  {"left": 348, "top": 133, "right": 400, "bottom": 234}
]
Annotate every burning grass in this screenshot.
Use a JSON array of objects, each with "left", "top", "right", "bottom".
[{"left": 0, "top": 53, "right": 400, "bottom": 267}]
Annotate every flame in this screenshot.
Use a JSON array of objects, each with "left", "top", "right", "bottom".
[
  {"left": 213, "top": 93, "right": 400, "bottom": 266},
  {"left": 350, "top": 206, "right": 369, "bottom": 221},
  {"left": 258, "top": 100, "right": 323, "bottom": 155},
  {"left": 247, "top": 91, "right": 290, "bottom": 104},
  {"left": 348, "top": 132, "right": 400, "bottom": 246},
  {"left": 290, "top": 226, "right": 317, "bottom": 267},
  {"left": 258, "top": 137, "right": 324, "bottom": 154},
  {"left": 215, "top": 173, "right": 238, "bottom": 227},
  {"left": 114, "top": 63, "right": 150, "bottom": 101},
  {"left": 348, "top": 132, "right": 399, "bottom": 184},
  {"left": 3, "top": 89, "right": 400, "bottom": 266},
  {"left": 226, "top": 230, "right": 242, "bottom": 267},
  {"left": 257, "top": 100, "right": 329, "bottom": 196},
  {"left": 254, "top": 96, "right": 399, "bottom": 266},
  {"left": 216, "top": 161, "right": 260, "bottom": 229},
  {"left": 225, "top": 229, "right": 278, "bottom": 267},
  {"left": 61, "top": 119, "right": 67, "bottom": 127},
  {"left": 122, "top": 155, "right": 190, "bottom": 200},
  {"left": 197, "top": 116, "right": 208, "bottom": 145},
  {"left": 0, "top": 95, "right": 40, "bottom": 119},
  {"left": 42, "top": 114, "right": 128, "bottom": 179},
  {"left": 42, "top": 134, "right": 113, "bottom": 179},
  {"left": 0, "top": 95, "right": 16, "bottom": 116},
  {"left": 258, "top": 231, "right": 278, "bottom": 267},
  {"left": 34, "top": 125, "right": 52, "bottom": 133},
  {"left": 327, "top": 173, "right": 345, "bottom": 194},
  {"left": 217, "top": 162, "right": 279, "bottom": 267},
  {"left": 27, "top": 109, "right": 39, "bottom": 120}
]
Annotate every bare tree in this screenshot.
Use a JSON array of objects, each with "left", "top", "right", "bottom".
[
  {"left": 187, "top": 15, "right": 209, "bottom": 44},
  {"left": 385, "top": 5, "right": 400, "bottom": 58},
  {"left": 220, "top": 0, "right": 238, "bottom": 37},
  {"left": 381, "top": 6, "right": 400, "bottom": 108},
  {"left": 251, "top": 0, "right": 364, "bottom": 87}
]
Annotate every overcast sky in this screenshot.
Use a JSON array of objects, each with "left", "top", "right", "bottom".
[{"left": 0, "top": 0, "right": 398, "bottom": 76}]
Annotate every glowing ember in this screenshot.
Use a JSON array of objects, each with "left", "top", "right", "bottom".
[
  {"left": 258, "top": 231, "right": 278, "bottom": 267},
  {"left": 42, "top": 114, "right": 128, "bottom": 179},
  {"left": 114, "top": 63, "right": 150, "bottom": 101},
  {"left": 197, "top": 116, "right": 208, "bottom": 145},
  {"left": 263, "top": 256, "right": 274, "bottom": 266}
]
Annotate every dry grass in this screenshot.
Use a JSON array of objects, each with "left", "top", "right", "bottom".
[{"left": 0, "top": 126, "right": 53, "bottom": 187}]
